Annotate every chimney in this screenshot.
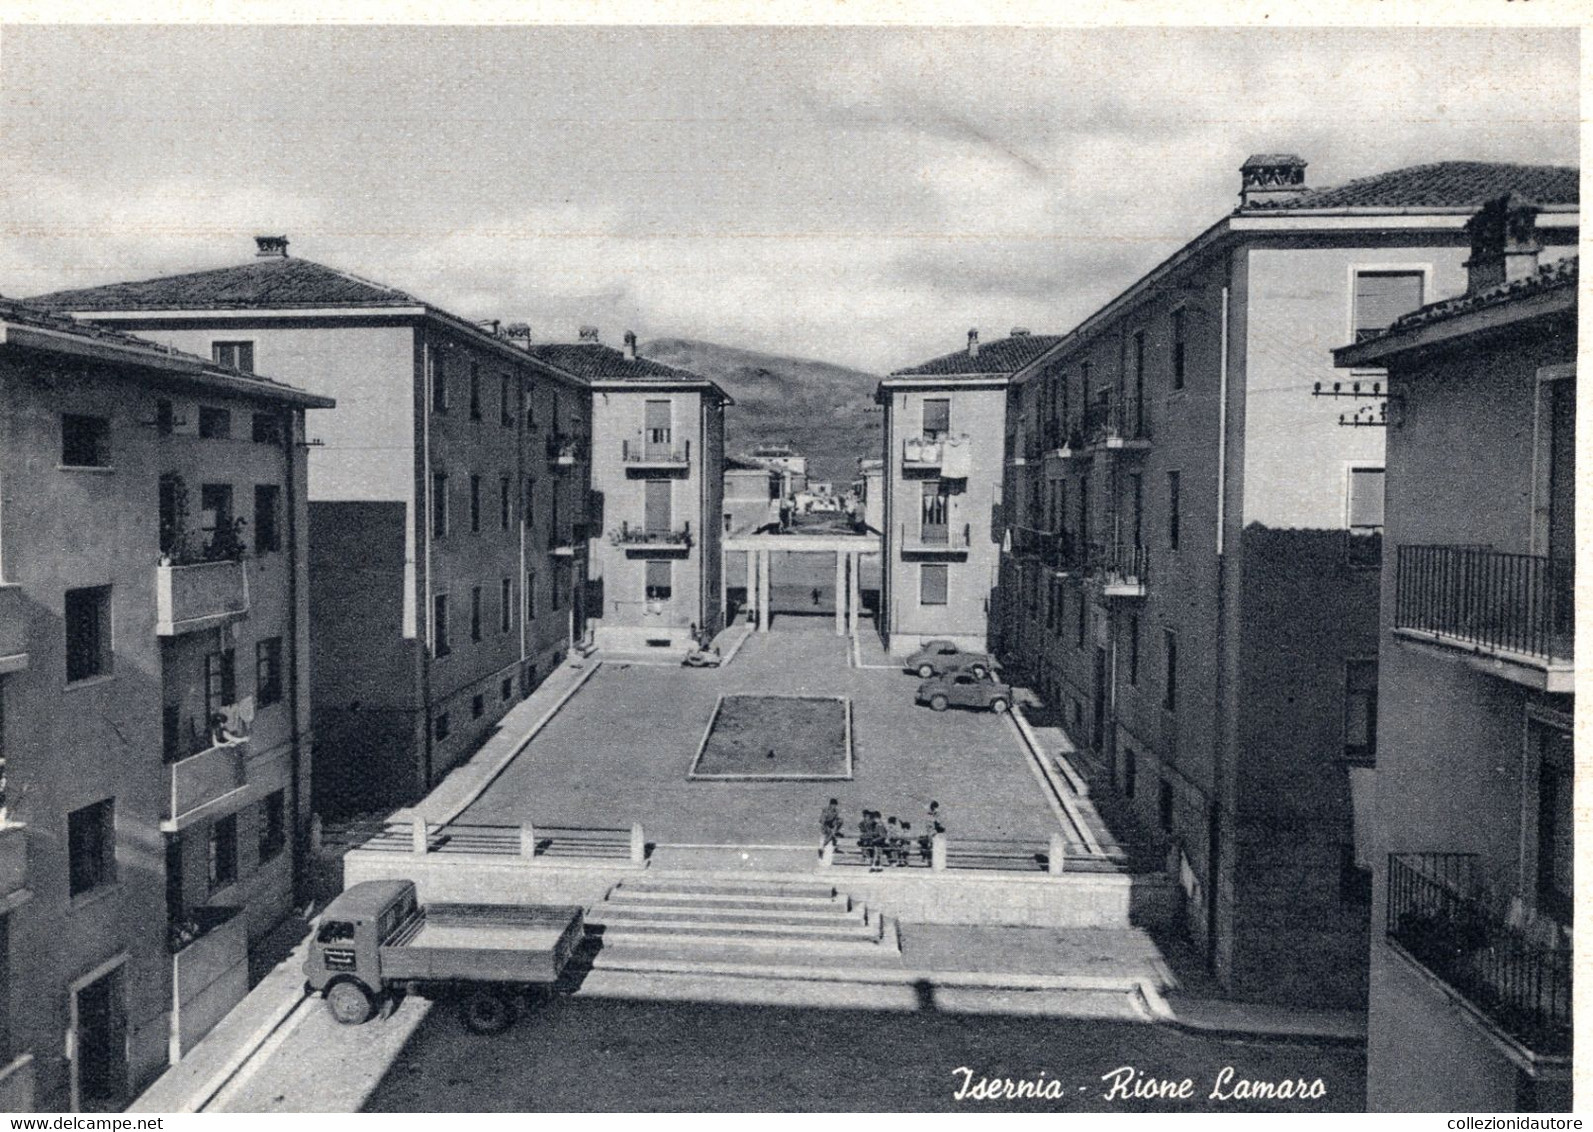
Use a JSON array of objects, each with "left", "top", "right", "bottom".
[
  {"left": 967, "top": 329, "right": 979, "bottom": 358},
  {"left": 254, "top": 234, "right": 290, "bottom": 258},
  {"left": 1464, "top": 193, "right": 1541, "bottom": 295},
  {"left": 504, "top": 323, "right": 532, "bottom": 351},
  {"left": 578, "top": 325, "right": 600, "bottom": 344},
  {"left": 1010, "top": 327, "right": 1030, "bottom": 338},
  {"left": 623, "top": 331, "right": 637, "bottom": 361},
  {"left": 1238, "top": 154, "right": 1309, "bottom": 209},
  {"left": 477, "top": 319, "right": 500, "bottom": 337}
]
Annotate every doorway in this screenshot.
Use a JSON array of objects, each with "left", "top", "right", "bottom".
[{"left": 72, "top": 961, "right": 127, "bottom": 1112}]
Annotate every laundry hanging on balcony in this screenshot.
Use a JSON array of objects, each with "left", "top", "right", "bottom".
[{"left": 940, "top": 434, "right": 972, "bottom": 479}]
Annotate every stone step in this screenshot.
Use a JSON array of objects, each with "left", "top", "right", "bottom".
[
  {"left": 613, "top": 876, "right": 840, "bottom": 899},
  {"left": 592, "top": 902, "right": 869, "bottom": 927},
  {"left": 605, "top": 890, "right": 849, "bottom": 913},
  {"left": 589, "top": 916, "right": 882, "bottom": 944},
  {"left": 590, "top": 917, "right": 898, "bottom": 956}
]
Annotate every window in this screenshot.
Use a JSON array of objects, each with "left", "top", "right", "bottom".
[
  {"left": 432, "top": 358, "right": 449, "bottom": 412},
  {"left": 1533, "top": 722, "right": 1572, "bottom": 920},
  {"left": 470, "top": 586, "right": 483, "bottom": 642},
  {"left": 1075, "top": 586, "right": 1086, "bottom": 649},
  {"left": 64, "top": 585, "right": 112, "bottom": 683},
  {"left": 1171, "top": 309, "right": 1186, "bottom": 390},
  {"left": 525, "top": 570, "right": 537, "bottom": 620},
  {"left": 1132, "top": 330, "right": 1147, "bottom": 437},
  {"left": 1128, "top": 614, "right": 1140, "bottom": 685},
  {"left": 198, "top": 406, "right": 232, "bottom": 439},
  {"left": 524, "top": 477, "right": 535, "bottom": 526},
  {"left": 258, "top": 790, "right": 286, "bottom": 862},
  {"left": 469, "top": 362, "right": 482, "bottom": 420},
  {"left": 434, "top": 712, "right": 451, "bottom": 741},
  {"left": 501, "top": 676, "right": 513, "bottom": 702},
  {"left": 1130, "top": 474, "right": 1143, "bottom": 549},
  {"left": 1343, "top": 658, "right": 1378, "bottom": 762},
  {"left": 645, "top": 400, "right": 672, "bottom": 447},
  {"left": 500, "top": 375, "right": 514, "bottom": 427},
  {"left": 471, "top": 693, "right": 485, "bottom": 720},
  {"left": 500, "top": 475, "right": 512, "bottom": 530},
  {"left": 156, "top": 400, "right": 175, "bottom": 436},
  {"left": 251, "top": 413, "right": 282, "bottom": 445},
  {"left": 646, "top": 560, "right": 673, "bottom": 602},
  {"left": 433, "top": 593, "right": 451, "bottom": 657},
  {"left": 163, "top": 704, "right": 182, "bottom": 761},
  {"left": 920, "top": 563, "right": 948, "bottom": 606},
  {"left": 1339, "top": 844, "right": 1371, "bottom": 906},
  {"left": 200, "top": 483, "right": 234, "bottom": 547},
  {"left": 552, "top": 562, "right": 565, "bottom": 611},
  {"left": 212, "top": 341, "right": 254, "bottom": 372},
  {"left": 500, "top": 578, "right": 512, "bottom": 633},
  {"left": 922, "top": 398, "right": 951, "bottom": 439},
  {"left": 525, "top": 385, "right": 537, "bottom": 430},
  {"left": 61, "top": 414, "right": 111, "bottom": 467},
  {"left": 469, "top": 474, "right": 482, "bottom": 533},
  {"left": 68, "top": 799, "right": 116, "bottom": 897},
  {"left": 255, "top": 637, "right": 283, "bottom": 708},
  {"left": 1166, "top": 471, "right": 1180, "bottom": 551},
  {"left": 1123, "top": 749, "right": 1137, "bottom": 800},
  {"left": 1162, "top": 630, "right": 1177, "bottom": 711},
  {"left": 432, "top": 471, "right": 448, "bottom": 538},
  {"left": 254, "top": 485, "right": 281, "bottom": 553},
  {"left": 207, "top": 815, "right": 237, "bottom": 890},
  {"left": 205, "top": 648, "right": 237, "bottom": 720},
  {"left": 1348, "top": 467, "right": 1385, "bottom": 529},
  {"left": 1353, "top": 271, "right": 1425, "bottom": 342},
  {"left": 1158, "top": 779, "right": 1174, "bottom": 833}
]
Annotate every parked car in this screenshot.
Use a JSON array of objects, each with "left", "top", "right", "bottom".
[
  {"left": 916, "top": 670, "right": 1013, "bottom": 713},
  {"left": 903, "top": 640, "right": 995, "bottom": 679}
]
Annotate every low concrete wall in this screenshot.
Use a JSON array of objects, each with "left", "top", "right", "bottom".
[{"left": 344, "top": 851, "right": 1179, "bottom": 931}]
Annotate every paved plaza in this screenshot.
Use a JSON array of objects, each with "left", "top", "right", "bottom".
[{"left": 456, "top": 622, "right": 1060, "bottom": 847}]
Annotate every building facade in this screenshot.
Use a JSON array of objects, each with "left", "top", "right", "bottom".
[
  {"left": 723, "top": 456, "right": 782, "bottom": 536},
  {"left": 994, "top": 158, "right": 1577, "bottom": 1007},
  {"left": 530, "top": 330, "right": 729, "bottom": 655},
  {"left": 0, "top": 299, "right": 331, "bottom": 1109},
  {"left": 1334, "top": 197, "right": 1574, "bottom": 1111},
  {"left": 31, "top": 239, "right": 592, "bottom": 816},
  {"left": 877, "top": 330, "right": 1061, "bottom": 657}
]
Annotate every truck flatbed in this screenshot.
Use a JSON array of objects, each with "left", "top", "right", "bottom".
[{"left": 379, "top": 902, "right": 585, "bottom": 985}]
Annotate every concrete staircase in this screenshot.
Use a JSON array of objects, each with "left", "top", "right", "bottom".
[{"left": 585, "top": 875, "right": 900, "bottom": 967}]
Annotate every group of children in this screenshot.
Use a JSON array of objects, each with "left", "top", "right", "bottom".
[{"left": 819, "top": 798, "right": 945, "bottom": 872}]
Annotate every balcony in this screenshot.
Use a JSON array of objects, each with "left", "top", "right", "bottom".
[
  {"left": 0, "top": 585, "right": 26, "bottom": 673},
  {"left": 0, "top": 825, "right": 30, "bottom": 913},
  {"left": 1082, "top": 401, "right": 1151, "bottom": 452},
  {"left": 1387, "top": 852, "right": 1571, "bottom": 1057},
  {"left": 1394, "top": 546, "right": 1573, "bottom": 692},
  {"left": 900, "top": 521, "right": 972, "bottom": 558},
  {"left": 621, "top": 438, "right": 691, "bottom": 473},
  {"left": 610, "top": 520, "right": 693, "bottom": 555},
  {"left": 552, "top": 522, "right": 589, "bottom": 558},
  {"left": 1041, "top": 531, "right": 1086, "bottom": 575},
  {"left": 547, "top": 433, "right": 585, "bottom": 470},
  {"left": 156, "top": 560, "right": 250, "bottom": 636},
  {"left": 163, "top": 737, "right": 249, "bottom": 830},
  {"left": 1089, "top": 543, "right": 1149, "bottom": 598},
  {"left": 902, "top": 434, "right": 971, "bottom": 476},
  {"left": 170, "top": 905, "right": 248, "bottom": 1058}
]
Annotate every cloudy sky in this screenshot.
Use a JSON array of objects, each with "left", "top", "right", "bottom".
[{"left": 0, "top": 24, "right": 1577, "bottom": 373}]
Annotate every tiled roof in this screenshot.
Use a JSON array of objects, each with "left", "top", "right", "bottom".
[
  {"left": 1243, "top": 161, "right": 1579, "bottom": 211},
  {"left": 27, "top": 256, "right": 420, "bottom": 311},
  {"left": 526, "top": 341, "right": 708, "bottom": 383},
  {"left": 1387, "top": 255, "right": 1578, "bottom": 334},
  {"left": 892, "top": 333, "right": 1063, "bottom": 377}
]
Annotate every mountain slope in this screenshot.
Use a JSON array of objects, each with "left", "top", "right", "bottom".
[{"left": 641, "top": 338, "right": 881, "bottom": 486}]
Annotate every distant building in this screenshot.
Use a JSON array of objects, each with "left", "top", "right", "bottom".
[
  {"left": 877, "top": 329, "right": 1062, "bottom": 656},
  {"left": 854, "top": 457, "right": 884, "bottom": 533},
  {"left": 30, "top": 238, "right": 592, "bottom": 816},
  {"left": 996, "top": 157, "right": 1577, "bottom": 1008},
  {"left": 1334, "top": 197, "right": 1574, "bottom": 1111},
  {"left": 0, "top": 298, "right": 332, "bottom": 1109},
  {"left": 531, "top": 329, "right": 731, "bottom": 654},
  {"left": 722, "top": 455, "right": 781, "bottom": 535},
  {"left": 742, "top": 444, "right": 808, "bottom": 496}
]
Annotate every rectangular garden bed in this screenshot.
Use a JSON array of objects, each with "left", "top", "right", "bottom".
[{"left": 688, "top": 694, "right": 853, "bottom": 780}]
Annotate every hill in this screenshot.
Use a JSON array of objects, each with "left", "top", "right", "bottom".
[{"left": 641, "top": 338, "right": 882, "bottom": 486}]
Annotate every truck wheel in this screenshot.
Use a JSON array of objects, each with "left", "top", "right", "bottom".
[
  {"left": 460, "top": 989, "right": 515, "bottom": 1035},
  {"left": 325, "top": 980, "right": 375, "bottom": 1026},
  {"left": 917, "top": 664, "right": 935, "bottom": 679},
  {"left": 989, "top": 697, "right": 1009, "bottom": 714},
  {"left": 929, "top": 694, "right": 949, "bottom": 712}
]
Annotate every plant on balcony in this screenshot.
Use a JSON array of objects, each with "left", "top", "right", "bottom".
[{"left": 159, "top": 473, "right": 248, "bottom": 565}]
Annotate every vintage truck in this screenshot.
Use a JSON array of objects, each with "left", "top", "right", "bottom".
[{"left": 304, "top": 879, "right": 586, "bottom": 1034}]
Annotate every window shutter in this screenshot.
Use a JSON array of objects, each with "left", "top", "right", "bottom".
[
  {"left": 1349, "top": 468, "right": 1385, "bottom": 528},
  {"left": 920, "top": 563, "right": 948, "bottom": 605},
  {"left": 644, "top": 400, "right": 671, "bottom": 431},
  {"left": 922, "top": 399, "right": 951, "bottom": 435},
  {"left": 1353, "top": 272, "right": 1424, "bottom": 338}
]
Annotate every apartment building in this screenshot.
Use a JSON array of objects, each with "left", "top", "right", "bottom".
[
  {"left": 878, "top": 330, "right": 1060, "bottom": 656},
  {"left": 31, "top": 237, "right": 592, "bottom": 815},
  {"left": 1334, "top": 196, "right": 1574, "bottom": 1111},
  {"left": 995, "top": 157, "right": 1577, "bottom": 1007},
  {"left": 0, "top": 298, "right": 331, "bottom": 1109},
  {"left": 529, "top": 330, "right": 728, "bottom": 654},
  {"left": 723, "top": 456, "right": 782, "bottom": 536}
]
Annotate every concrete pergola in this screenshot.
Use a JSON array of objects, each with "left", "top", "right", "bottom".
[{"left": 723, "top": 533, "right": 882, "bottom": 635}]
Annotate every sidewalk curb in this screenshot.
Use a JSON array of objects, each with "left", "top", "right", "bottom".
[{"left": 1157, "top": 996, "right": 1367, "bottom": 1047}]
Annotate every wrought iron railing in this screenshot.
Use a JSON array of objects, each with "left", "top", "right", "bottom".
[
  {"left": 1082, "top": 400, "right": 1149, "bottom": 446},
  {"left": 621, "top": 439, "right": 690, "bottom": 464},
  {"left": 1042, "top": 531, "right": 1084, "bottom": 572},
  {"left": 1387, "top": 852, "right": 1571, "bottom": 1053},
  {"left": 901, "top": 521, "right": 971, "bottom": 550},
  {"left": 610, "top": 520, "right": 693, "bottom": 548},
  {"left": 1088, "top": 542, "right": 1149, "bottom": 585},
  {"left": 1395, "top": 546, "right": 1573, "bottom": 663}
]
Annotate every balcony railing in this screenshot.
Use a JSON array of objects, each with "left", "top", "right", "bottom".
[
  {"left": 610, "top": 520, "right": 693, "bottom": 550},
  {"left": 1082, "top": 400, "right": 1150, "bottom": 449},
  {"left": 1395, "top": 546, "right": 1573, "bottom": 676},
  {"left": 547, "top": 434, "right": 585, "bottom": 467},
  {"left": 1089, "top": 543, "right": 1149, "bottom": 595},
  {"left": 156, "top": 560, "right": 250, "bottom": 636},
  {"left": 902, "top": 434, "right": 970, "bottom": 472},
  {"left": 0, "top": 585, "right": 26, "bottom": 668},
  {"left": 1387, "top": 852, "right": 1571, "bottom": 1055},
  {"left": 164, "top": 737, "right": 249, "bottom": 827},
  {"left": 1041, "top": 531, "right": 1085, "bottom": 573},
  {"left": 900, "top": 521, "right": 972, "bottom": 555},
  {"left": 621, "top": 439, "right": 691, "bottom": 466}
]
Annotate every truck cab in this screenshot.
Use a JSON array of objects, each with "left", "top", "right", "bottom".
[{"left": 305, "top": 879, "right": 418, "bottom": 1020}]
